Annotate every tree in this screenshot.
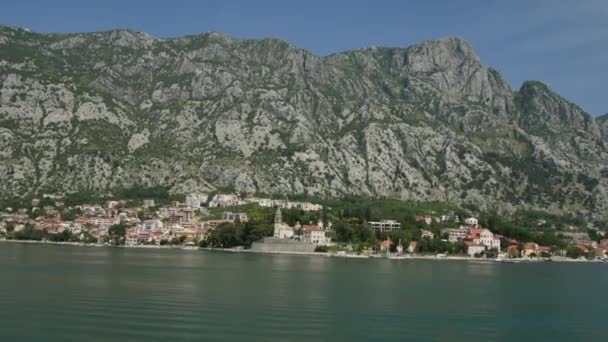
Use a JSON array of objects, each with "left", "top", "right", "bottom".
[
  {"left": 333, "top": 222, "right": 352, "bottom": 243},
  {"left": 566, "top": 246, "right": 585, "bottom": 259},
  {"left": 108, "top": 223, "right": 126, "bottom": 245}
]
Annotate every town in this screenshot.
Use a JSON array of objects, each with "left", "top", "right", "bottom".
[{"left": 1, "top": 191, "right": 607, "bottom": 262}]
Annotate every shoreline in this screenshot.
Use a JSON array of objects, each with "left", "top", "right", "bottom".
[{"left": 1, "top": 238, "right": 605, "bottom": 264}]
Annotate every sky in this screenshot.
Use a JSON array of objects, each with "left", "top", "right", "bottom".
[{"left": 1, "top": 0, "right": 607, "bottom": 115}]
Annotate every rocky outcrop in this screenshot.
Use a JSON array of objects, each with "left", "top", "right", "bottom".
[{"left": 0, "top": 25, "right": 606, "bottom": 216}]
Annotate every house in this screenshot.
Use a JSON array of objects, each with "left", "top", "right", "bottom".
[
  {"left": 221, "top": 212, "right": 249, "bottom": 222},
  {"left": 506, "top": 245, "right": 519, "bottom": 258},
  {"left": 468, "top": 228, "right": 500, "bottom": 251},
  {"left": 415, "top": 216, "right": 432, "bottom": 225},
  {"left": 464, "top": 217, "right": 478, "bottom": 226},
  {"left": 442, "top": 228, "right": 468, "bottom": 242},
  {"left": 421, "top": 229, "right": 434, "bottom": 239},
  {"left": 142, "top": 199, "right": 155, "bottom": 208},
  {"left": 141, "top": 219, "right": 163, "bottom": 231},
  {"left": 407, "top": 241, "right": 418, "bottom": 253},
  {"left": 594, "top": 246, "right": 608, "bottom": 259},
  {"left": 302, "top": 225, "right": 331, "bottom": 245},
  {"left": 537, "top": 246, "right": 551, "bottom": 256},
  {"left": 369, "top": 220, "right": 401, "bottom": 232},
  {"left": 522, "top": 243, "right": 539, "bottom": 257},
  {"left": 600, "top": 239, "right": 608, "bottom": 247},
  {"left": 380, "top": 240, "right": 394, "bottom": 253},
  {"left": 465, "top": 241, "right": 485, "bottom": 257},
  {"left": 186, "top": 193, "right": 209, "bottom": 209}
]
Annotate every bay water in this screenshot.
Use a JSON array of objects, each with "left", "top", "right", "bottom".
[{"left": 0, "top": 242, "right": 606, "bottom": 341}]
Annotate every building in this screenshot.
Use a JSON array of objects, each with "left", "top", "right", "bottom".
[
  {"left": 141, "top": 219, "right": 163, "bottom": 231},
  {"left": 407, "top": 241, "right": 418, "bottom": 253},
  {"left": 369, "top": 220, "right": 401, "bottom": 232},
  {"left": 273, "top": 208, "right": 294, "bottom": 239},
  {"left": 465, "top": 241, "right": 485, "bottom": 257},
  {"left": 468, "top": 228, "right": 500, "bottom": 251},
  {"left": 415, "top": 216, "right": 432, "bottom": 225},
  {"left": 302, "top": 225, "right": 331, "bottom": 245},
  {"left": 142, "top": 199, "right": 155, "bottom": 208},
  {"left": 522, "top": 243, "right": 537, "bottom": 257},
  {"left": 442, "top": 228, "right": 468, "bottom": 242},
  {"left": 464, "top": 217, "right": 478, "bottom": 226},
  {"left": 221, "top": 212, "right": 248, "bottom": 222},
  {"left": 380, "top": 240, "right": 394, "bottom": 253},
  {"left": 159, "top": 207, "right": 193, "bottom": 225},
  {"left": 421, "top": 229, "right": 434, "bottom": 239},
  {"left": 186, "top": 193, "right": 209, "bottom": 209},
  {"left": 209, "top": 194, "right": 243, "bottom": 208}
]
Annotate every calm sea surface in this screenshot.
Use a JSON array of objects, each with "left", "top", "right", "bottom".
[{"left": 0, "top": 242, "right": 606, "bottom": 341}]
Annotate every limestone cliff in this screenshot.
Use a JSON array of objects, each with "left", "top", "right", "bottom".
[{"left": 1, "top": 26, "right": 606, "bottom": 216}]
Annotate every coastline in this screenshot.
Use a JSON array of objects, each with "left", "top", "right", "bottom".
[{"left": 1, "top": 238, "right": 605, "bottom": 264}]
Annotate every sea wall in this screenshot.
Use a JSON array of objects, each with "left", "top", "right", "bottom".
[{"left": 249, "top": 237, "right": 316, "bottom": 253}]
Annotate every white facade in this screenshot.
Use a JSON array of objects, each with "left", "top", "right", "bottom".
[
  {"left": 302, "top": 229, "right": 330, "bottom": 245},
  {"left": 464, "top": 217, "right": 478, "bottom": 226},
  {"left": 369, "top": 220, "right": 401, "bottom": 232},
  {"left": 186, "top": 193, "right": 209, "bottom": 209},
  {"left": 142, "top": 199, "right": 155, "bottom": 208},
  {"left": 209, "top": 194, "right": 243, "bottom": 208},
  {"left": 466, "top": 243, "right": 485, "bottom": 257},
  {"left": 472, "top": 229, "right": 501, "bottom": 251},
  {"left": 442, "top": 228, "right": 468, "bottom": 242}
]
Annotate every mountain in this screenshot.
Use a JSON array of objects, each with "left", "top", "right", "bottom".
[{"left": 1, "top": 26, "right": 607, "bottom": 215}]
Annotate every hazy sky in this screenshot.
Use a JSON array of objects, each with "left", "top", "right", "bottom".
[{"left": 1, "top": 0, "right": 606, "bottom": 115}]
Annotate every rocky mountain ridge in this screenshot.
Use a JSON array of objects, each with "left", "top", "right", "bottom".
[{"left": 0, "top": 25, "right": 607, "bottom": 216}]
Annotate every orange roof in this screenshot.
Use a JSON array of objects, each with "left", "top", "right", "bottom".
[
  {"left": 409, "top": 241, "right": 417, "bottom": 247},
  {"left": 302, "top": 225, "right": 320, "bottom": 231},
  {"left": 537, "top": 246, "right": 551, "bottom": 252}
]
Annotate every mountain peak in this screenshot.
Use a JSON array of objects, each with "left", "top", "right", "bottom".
[{"left": 405, "top": 36, "right": 480, "bottom": 73}]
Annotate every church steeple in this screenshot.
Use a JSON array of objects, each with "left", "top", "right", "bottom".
[{"left": 274, "top": 207, "right": 283, "bottom": 224}]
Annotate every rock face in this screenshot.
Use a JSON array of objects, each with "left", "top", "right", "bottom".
[{"left": 1, "top": 26, "right": 607, "bottom": 215}]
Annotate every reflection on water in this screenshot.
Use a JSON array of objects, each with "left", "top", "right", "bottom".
[{"left": 0, "top": 243, "right": 606, "bottom": 341}]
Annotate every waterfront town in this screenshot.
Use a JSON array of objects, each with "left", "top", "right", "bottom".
[{"left": 0, "top": 191, "right": 607, "bottom": 262}]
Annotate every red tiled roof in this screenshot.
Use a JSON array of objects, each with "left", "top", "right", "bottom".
[{"left": 302, "top": 225, "right": 320, "bottom": 231}]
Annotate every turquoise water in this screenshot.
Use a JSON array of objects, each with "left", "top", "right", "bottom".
[{"left": 0, "top": 242, "right": 606, "bottom": 341}]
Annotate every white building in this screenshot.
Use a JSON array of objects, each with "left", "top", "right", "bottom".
[
  {"left": 221, "top": 212, "right": 248, "bottom": 221},
  {"left": 302, "top": 227, "right": 331, "bottom": 245},
  {"left": 369, "top": 220, "right": 401, "bottom": 232},
  {"left": 442, "top": 228, "right": 468, "bottom": 242},
  {"left": 465, "top": 241, "right": 486, "bottom": 257},
  {"left": 464, "top": 217, "right": 479, "bottom": 226},
  {"left": 469, "top": 228, "right": 501, "bottom": 251},
  {"left": 209, "top": 194, "right": 243, "bottom": 208},
  {"left": 141, "top": 219, "right": 163, "bottom": 231},
  {"left": 186, "top": 193, "right": 209, "bottom": 209},
  {"left": 142, "top": 199, "right": 155, "bottom": 208},
  {"left": 421, "top": 229, "right": 434, "bottom": 239}
]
